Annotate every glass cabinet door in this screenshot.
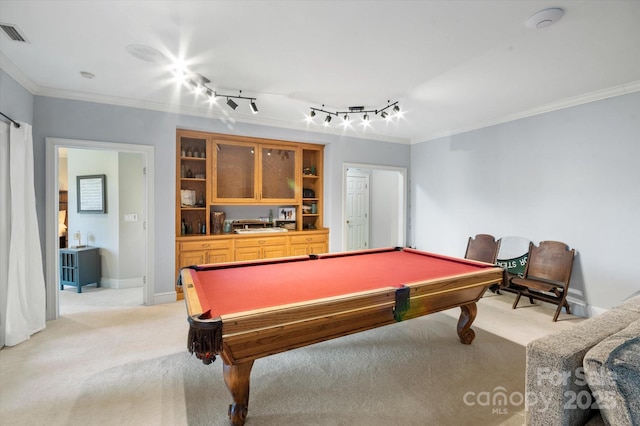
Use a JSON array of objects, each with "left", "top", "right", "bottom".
[
  {"left": 213, "top": 141, "right": 258, "bottom": 202},
  {"left": 260, "top": 144, "right": 298, "bottom": 202}
]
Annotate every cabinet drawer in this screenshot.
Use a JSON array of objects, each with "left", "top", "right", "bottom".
[
  {"left": 235, "top": 236, "right": 288, "bottom": 248},
  {"left": 290, "top": 234, "right": 327, "bottom": 244},
  {"left": 180, "top": 239, "right": 230, "bottom": 251}
]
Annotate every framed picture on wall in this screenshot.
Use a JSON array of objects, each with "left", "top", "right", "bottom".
[{"left": 77, "top": 174, "right": 106, "bottom": 213}]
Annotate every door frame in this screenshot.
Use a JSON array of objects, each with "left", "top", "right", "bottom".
[
  {"left": 45, "top": 138, "right": 155, "bottom": 320},
  {"left": 342, "top": 162, "right": 407, "bottom": 251}
]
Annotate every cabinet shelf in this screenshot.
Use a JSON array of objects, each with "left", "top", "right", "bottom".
[
  {"left": 180, "top": 178, "right": 206, "bottom": 182},
  {"left": 180, "top": 156, "right": 206, "bottom": 161}
]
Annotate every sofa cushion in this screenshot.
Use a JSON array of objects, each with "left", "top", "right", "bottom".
[
  {"left": 525, "top": 308, "right": 640, "bottom": 426},
  {"left": 583, "top": 319, "right": 640, "bottom": 426},
  {"left": 617, "top": 294, "right": 640, "bottom": 314}
]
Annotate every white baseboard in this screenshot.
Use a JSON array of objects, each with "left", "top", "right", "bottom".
[
  {"left": 100, "top": 277, "right": 144, "bottom": 289},
  {"left": 567, "top": 299, "right": 607, "bottom": 318},
  {"left": 153, "top": 291, "right": 178, "bottom": 305}
]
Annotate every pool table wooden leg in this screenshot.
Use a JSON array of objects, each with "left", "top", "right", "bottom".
[
  {"left": 457, "top": 303, "right": 477, "bottom": 345},
  {"left": 223, "top": 360, "right": 255, "bottom": 426}
]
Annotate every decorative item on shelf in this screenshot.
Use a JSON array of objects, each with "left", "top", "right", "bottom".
[
  {"left": 181, "top": 189, "right": 196, "bottom": 206},
  {"left": 269, "top": 209, "right": 274, "bottom": 223},
  {"left": 311, "top": 166, "right": 316, "bottom": 175},
  {"left": 211, "top": 211, "right": 225, "bottom": 235},
  {"left": 181, "top": 165, "right": 186, "bottom": 178},
  {"left": 311, "top": 203, "right": 317, "bottom": 214},
  {"left": 224, "top": 220, "right": 232, "bottom": 234},
  {"left": 279, "top": 206, "right": 296, "bottom": 221},
  {"left": 73, "top": 230, "right": 82, "bottom": 247},
  {"left": 186, "top": 168, "right": 193, "bottom": 178},
  {"left": 181, "top": 148, "right": 186, "bottom": 157},
  {"left": 303, "top": 188, "right": 315, "bottom": 198},
  {"left": 181, "top": 219, "right": 186, "bottom": 235},
  {"left": 303, "top": 167, "right": 312, "bottom": 175}
]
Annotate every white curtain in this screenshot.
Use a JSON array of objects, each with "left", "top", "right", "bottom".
[{"left": 0, "top": 121, "right": 46, "bottom": 347}]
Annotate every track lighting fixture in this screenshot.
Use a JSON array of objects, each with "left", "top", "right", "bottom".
[
  {"left": 182, "top": 71, "right": 258, "bottom": 114},
  {"left": 307, "top": 101, "right": 401, "bottom": 127},
  {"left": 226, "top": 98, "right": 239, "bottom": 110}
]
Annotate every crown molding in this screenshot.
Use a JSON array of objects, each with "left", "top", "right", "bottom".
[
  {"left": 0, "top": 51, "right": 38, "bottom": 94},
  {"left": 412, "top": 80, "right": 640, "bottom": 144}
]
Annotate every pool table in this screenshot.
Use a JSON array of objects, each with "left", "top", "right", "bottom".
[{"left": 181, "top": 247, "right": 503, "bottom": 426}]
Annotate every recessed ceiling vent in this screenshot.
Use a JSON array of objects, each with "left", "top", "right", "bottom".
[{"left": 0, "top": 23, "right": 29, "bottom": 42}]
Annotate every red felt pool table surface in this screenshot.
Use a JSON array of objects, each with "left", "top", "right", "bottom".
[{"left": 185, "top": 248, "right": 490, "bottom": 318}]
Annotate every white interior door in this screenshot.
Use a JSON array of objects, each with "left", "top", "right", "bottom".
[{"left": 345, "top": 169, "right": 370, "bottom": 251}]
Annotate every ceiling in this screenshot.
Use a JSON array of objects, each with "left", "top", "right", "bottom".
[{"left": 1, "top": 1, "right": 639, "bottom": 144}]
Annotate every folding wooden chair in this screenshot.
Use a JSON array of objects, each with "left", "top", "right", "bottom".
[
  {"left": 465, "top": 234, "right": 502, "bottom": 292},
  {"left": 510, "top": 240, "right": 575, "bottom": 321}
]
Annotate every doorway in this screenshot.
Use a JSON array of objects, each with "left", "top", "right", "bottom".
[
  {"left": 45, "top": 138, "right": 155, "bottom": 321},
  {"left": 343, "top": 163, "right": 407, "bottom": 251}
]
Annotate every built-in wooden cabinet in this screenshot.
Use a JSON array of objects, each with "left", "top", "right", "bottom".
[
  {"left": 177, "top": 131, "right": 210, "bottom": 237},
  {"left": 290, "top": 233, "right": 328, "bottom": 256},
  {"left": 234, "top": 236, "right": 289, "bottom": 261},
  {"left": 177, "top": 239, "right": 233, "bottom": 268},
  {"left": 211, "top": 136, "right": 300, "bottom": 204},
  {"left": 301, "top": 146, "right": 323, "bottom": 230},
  {"left": 175, "top": 130, "right": 328, "bottom": 299}
]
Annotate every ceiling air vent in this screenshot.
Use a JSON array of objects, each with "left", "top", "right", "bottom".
[{"left": 0, "top": 23, "right": 29, "bottom": 42}]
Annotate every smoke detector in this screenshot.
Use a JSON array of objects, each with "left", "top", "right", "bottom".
[{"left": 526, "top": 8, "right": 564, "bottom": 29}]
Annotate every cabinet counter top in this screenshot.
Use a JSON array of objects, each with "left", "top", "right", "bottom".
[{"left": 176, "top": 228, "right": 329, "bottom": 241}]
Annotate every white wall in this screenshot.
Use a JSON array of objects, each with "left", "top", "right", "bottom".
[
  {"left": 410, "top": 91, "right": 640, "bottom": 313},
  {"left": 371, "top": 169, "right": 403, "bottom": 248},
  {"left": 118, "top": 152, "right": 145, "bottom": 284}
]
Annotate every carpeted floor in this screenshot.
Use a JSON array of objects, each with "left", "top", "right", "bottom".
[{"left": 1, "top": 287, "right": 581, "bottom": 426}]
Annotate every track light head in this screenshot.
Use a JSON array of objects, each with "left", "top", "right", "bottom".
[
  {"left": 393, "top": 105, "right": 400, "bottom": 114},
  {"left": 227, "top": 98, "right": 239, "bottom": 110},
  {"left": 380, "top": 111, "right": 388, "bottom": 119},
  {"left": 250, "top": 101, "right": 258, "bottom": 114},
  {"left": 324, "top": 115, "right": 332, "bottom": 126},
  {"left": 363, "top": 113, "right": 369, "bottom": 122},
  {"left": 309, "top": 110, "right": 316, "bottom": 118}
]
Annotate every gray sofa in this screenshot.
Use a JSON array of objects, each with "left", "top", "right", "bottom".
[{"left": 525, "top": 294, "right": 640, "bottom": 425}]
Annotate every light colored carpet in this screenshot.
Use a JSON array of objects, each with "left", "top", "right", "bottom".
[{"left": 0, "top": 288, "right": 582, "bottom": 426}]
